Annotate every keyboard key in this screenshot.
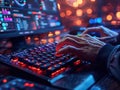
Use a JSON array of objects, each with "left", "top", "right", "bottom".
[{"left": 8, "top": 42, "right": 80, "bottom": 78}]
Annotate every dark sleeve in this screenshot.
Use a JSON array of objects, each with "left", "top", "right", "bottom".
[
  {"left": 96, "top": 44, "right": 120, "bottom": 81},
  {"left": 116, "top": 32, "right": 120, "bottom": 44}
]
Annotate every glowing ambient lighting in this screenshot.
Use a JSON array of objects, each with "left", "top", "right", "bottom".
[
  {"left": 48, "top": 32, "right": 54, "bottom": 37},
  {"left": 55, "top": 36, "right": 61, "bottom": 41},
  {"left": 60, "top": 12, "right": 65, "bottom": 17},
  {"left": 90, "top": 0, "right": 96, "bottom": 2},
  {"left": 26, "top": 37, "right": 31, "bottom": 40},
  {"left": 34, "top": 37, "right": 39, "bottom": 41},
  {"left": 111, "top": 20, "right": 117, "bottom": 25},
  {"left": 75, "top": 20, "right": 82, "bottom": 25},
  {"left": 74, "top": 60, "right": 81, "bottom": 66},
  {"left": 2, "top": 79, "right": 7, "bottom": 83},
  {"left": 55, "top": 30, "right": 61, "bottom": 35},
  {"left": 76, "top": 9, "right": 83, "bottom": 16},
  {"left": 57, "top": 3, "right": 61, "bottom": 10},
  {"left": 48, "top": 38, "right": 54, "bottom": 43},
  {"left": 41, "top": 39, "right": 47, "bottom": 44},
  {"left": 77, "top": 0, "right": 83, "bottom": 5},
  {"left": 116, "top": 12, "right": 120, "bottom": 19},
  {"left": 66, "top": 0, "right": 84, "bottom": 8},
  {"left": 73, "top": 2, "right": 79, "bottom": 7},
  {"left": 66, "top": 10, "right": 72, "bottom": 16},
  {"left": 106, "top": 14, "right": 112, "bottom": 21},
  {"left": 86, "top": 8, "right": 93, "bottom": 14}
]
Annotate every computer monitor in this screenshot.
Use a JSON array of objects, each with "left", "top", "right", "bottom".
[{"left": 0, "top": 0, "right": 63, "bottom": 39}]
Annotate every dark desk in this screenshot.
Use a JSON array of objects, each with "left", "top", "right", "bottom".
[
  {"left": 0, "top": 63, "right": 120, "bottom": 90},
  {"left": 90, "top": 75, "right": 120, "bottom": 90}
]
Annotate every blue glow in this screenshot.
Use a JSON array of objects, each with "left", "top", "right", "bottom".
[
  {"left": 96, "top": 18, "right": 102, "bottom": 23},
  {"left": 3, "top": 27, "right": 7, "bottom": 30},
  {"left": 91, "top": 86, "right": 101, "bottom": 90},
  {"left": 89, "top": 19, "right": 95, "bottom": 24},
  {"left": 50, "top": 74, "right": 64, "bottom": 83},
  {"left": 2, "top": 23, "right": 6, "bottom": 27},
  {"left": 1, "top": 18, "right": 3, "bottom": 21},
  {"left": 28, "top": 11, "right": 32, "bottom": 14},
  {"left": 17, "top": 24, "right": 20, "bottom": 31},
  {"left": 74, "top": 75, "right": 95, "bottom": 90},
  {"left": 89, "top": 18, "right": 102, "bottom": 24},
  {"left": 0, "top": 14, "right": 2, "bottom": 17},
  {"left": 56, "top": 22, "right": 61, "bottom": 26}
]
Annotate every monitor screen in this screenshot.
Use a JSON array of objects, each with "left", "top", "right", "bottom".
[{"left": 0, "top": 0, "right": 63, "bottom": 39}]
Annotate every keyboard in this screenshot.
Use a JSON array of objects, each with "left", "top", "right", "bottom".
[
  {"left": 0, "top": 76, "right": 57, "bottom": 90},
  {"left": 0, "top": 42, "right": 83, "bottom": 84}
]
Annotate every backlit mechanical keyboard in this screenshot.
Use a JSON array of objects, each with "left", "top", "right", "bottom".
[
  {"left": 0, "top": 76, "right": 57, "bottom": 90},
  {"left": 0, "top": 42, "right": 82, "bottom": 83}
]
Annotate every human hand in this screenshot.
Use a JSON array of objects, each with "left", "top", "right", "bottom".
[
  {"left": 82, "top": 26, "right": 118, "bottom": 43},
  {"left": 56, "top": 34, "right": 106, "bottom": 61}
]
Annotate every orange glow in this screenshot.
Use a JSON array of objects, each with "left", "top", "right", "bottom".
[
  {"left": 55, "top": 30, "right": 61, "bottom": 35},
  {"left": 25, "top": 36, "right": 31, "bottom": 45},
  {"left": 11, "top": 57, "right": 19, "bottom": 63},
  {"left": 86, "top": 8, "right": 93, "bottom": 14},
  {"left": 116, "top": 12, "right": 120, "bottom": 19},
  {"left": 73, "top": 2, "right": 79, "bottom": 7},
  {"left": 48, "top": 32, "right": 54, "bottom": 37},
  {"left": 66, "top": 10, "right": 72, "bottom": 16},
  {"left": 90, "top": 0, "right": 96, "bottom": 2},
  {"left": 73, "top": 0, "right": 83, "bottom": 7},
  {"left": 2, "top": 79, "right": 7, "bottom": 83},
  {"left": 28, "top": 66, "right": 42, "bottom": 74},
  {"left": 57, "top": 3, "right": 61, "bottom": 10},
  {"left": 18, "top": 62, "right": 26, "bottom": 68},
  {"left": 66, "top": 0, "right": 83, "bottom": 7},
  {"left": 76, "top": 9, "right": 83, "bottom": 16},
  {"left": 41, "top": 39, "right": 47, "bottom": 44},
  {"left": 106, "top": 14, "right": 112, "bottom": 21},
  {"left": 48, "top": 38, "right": 54, "bottom": 43},
  {"left": 111, "top": 20, "right": 117, "bottom": 25},
  {"left": 75, "top": 20, "right": 82, "bottom": 25},
  {"left": 26, "top": 37, "right": 31, "bottom": 40},
  {"left": 74, "top": 60, "right": 81, "bottom": 66},
  {"left": 51, "top": 67, "right": 66, "bottom": 78},
  {"left": 77, "top": 0, "right": 83, "bottom": 5},
  {"left": 60, "top": 12, "right": 65, "bottom": 17},
  {"left": 34, "top": 37, "right": 39, "bottom": 41}
]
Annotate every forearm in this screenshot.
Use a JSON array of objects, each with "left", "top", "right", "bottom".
[
  {"left": 116, "top": 32, "right": 120, "bottom": 44},
  {"left": 96, "top": 44, "right": 120, "bottom": 81}
]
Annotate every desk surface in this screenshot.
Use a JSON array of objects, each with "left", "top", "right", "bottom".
[{"left": 0, "top": 63, "right": 120, "bottom": 90}]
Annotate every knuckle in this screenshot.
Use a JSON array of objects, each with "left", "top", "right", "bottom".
[
  {"left": 64, "top": 37, "right": 72, "bottom": 41},
  {"left": 66, "top": 45, "right": 72, "bottom": 49}
]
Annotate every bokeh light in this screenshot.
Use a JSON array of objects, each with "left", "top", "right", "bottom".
[
  {"left": 90, "top": 0, "right": 96, "bottom": 2},
  {"left": 76, "top": 9, "right": 83, "bottom": 16},
  {"left": 111, "top": 20, "right": 117, "bottom": 25},
  {"left": 116, "top": 12, "right": 120, "bottom": 19},
  {"left": 57, "top": 3, "right": 61, "bottom": 10},
  {"left": 66, "top": 10, "right": 72, "bottom": 16},
  {"left": 106, "top": 14, "right": 112, "bottom": 21},
  {"left": 60, "top": 12, "right": 65, "bottom": 17},
  {"left": 74, "top": 20, "right": 82, "bottom": 25},
  {"left": 66, "top": 0, "right": 84, "bottom": 8},
  {"left": 86, "top": 8, "right": 93, "bottom": 14}
]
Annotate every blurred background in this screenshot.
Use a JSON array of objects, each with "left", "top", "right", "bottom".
[{"left": 57, "top": 0, "right": 120, "bottom": 29}]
